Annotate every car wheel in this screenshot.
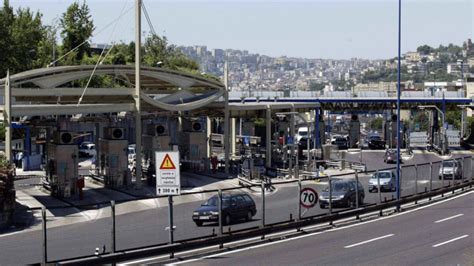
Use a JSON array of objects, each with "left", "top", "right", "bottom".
[
  {"left": 195, "top": 221, "right": 203, "bottom": 226},
  {"left": 245, "top": 211, "right": 252, "bottom": 222},
  {"left": 319, "top": 204, "right": 325, "bottom": 209}
]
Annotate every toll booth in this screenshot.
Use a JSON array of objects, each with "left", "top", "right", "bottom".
[
  {"left": 348, "top": 115, "right": 360, "bottom": 148},
  {"left": 46, "top": 131, "right": 78, "bottom": 198},
  {"left": 143, "top": 121, "right": 173, "bottom": 162},
  {"left": 99, "top": 127, "right": 129, "bottom": 187},
  {"left": 180, "top": 118, "right": 208, "bottom": 170}
]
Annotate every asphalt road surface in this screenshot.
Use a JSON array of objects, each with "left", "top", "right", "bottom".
[
  {"left": 0, "top": 153, "right": 471, "bottom": 264},
  {"left": 176, "top": 190, "right": 474, "bottom": 266}
]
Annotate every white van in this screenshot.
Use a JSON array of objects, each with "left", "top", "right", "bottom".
[{"left": 296, "top": 127, "right": 308, "bottom": 142}]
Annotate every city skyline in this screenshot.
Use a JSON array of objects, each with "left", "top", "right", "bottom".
[{"left": 10, "top": 0, "right": 473, "bottom": 60}]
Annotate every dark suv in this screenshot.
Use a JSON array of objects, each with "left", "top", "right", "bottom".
[
  {"left": 192, "top": 192, "right": 257, "bottom": 226},
  {"left": 319, "top": 179, "right": 365, "bottom": 208},
  {"left": 368, "top": 135, "right": 386, "bottom": 149}
]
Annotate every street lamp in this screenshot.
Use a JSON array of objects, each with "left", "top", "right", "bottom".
[{"left": 418, "top": 105, "right": 447, "bottom": 155}]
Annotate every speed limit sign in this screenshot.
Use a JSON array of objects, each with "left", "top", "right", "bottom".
[{"left": 300, "top": 187, "right": 318, "bottom": 208}]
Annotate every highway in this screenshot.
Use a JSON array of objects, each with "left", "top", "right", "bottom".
[
  {"left": 0, "top": 152, "right": 470, "bottom": 264},
  {"left": 148, "top": 190, "right": 474, "bottom": 266}
]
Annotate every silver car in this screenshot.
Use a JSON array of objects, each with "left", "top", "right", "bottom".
[
  {"left": 439, "top": 160, "right": 462, "bottom": 180},
  {"left": 368, "top": 170, "right": 396, "bottom": 192}
]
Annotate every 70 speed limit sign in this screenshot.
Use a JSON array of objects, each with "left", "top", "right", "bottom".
[{"left": 300, "top": 187, "right": 318, "bottom": 208}]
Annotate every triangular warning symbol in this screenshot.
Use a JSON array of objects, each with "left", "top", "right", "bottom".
[{"left": 160, "top": 154, "right": 176, "bottom": 170}]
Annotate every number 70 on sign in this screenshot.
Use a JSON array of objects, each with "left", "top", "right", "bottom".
[{"left": 300, "top": 187, "right": 318, "bottom": 208}]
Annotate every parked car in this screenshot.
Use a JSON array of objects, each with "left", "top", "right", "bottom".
[
  {"left": 369, "top": 170, "right": 396, "bottom": 192},
  {"left": 319, "top": 179, "right": 365, "bottom": 208},
  {"left": 192, "top": 192, "right": 257, "bottom": 226},
  {"left": 79, "top": 142, "right": 96, "bottom": 158},
  {"left": 331, "top": 136, "right": 348, "bottom": 149},
  {"left": 368, "top": 135, "right": 386, "bottom": 149},
  {"left": 384, "top": 149, "right": 401, "bottom": 164},
  {"left": 439, "top": 160, "right": 462, "bottom": 180}
]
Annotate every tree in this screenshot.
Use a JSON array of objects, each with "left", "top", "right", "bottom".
[
  {"left": 11, "top": 8, "right": 48, "bottom": 72},
  {"left": 0, "top": 0, "right": 14, "bottom": 77},
  {"left": 60, "top": 1, "right": 94, "bottom": 63},
  {"left": 143, "top": 34, "right": 199, "bottom": 72},
  {"left": 417, "top": 45, "right": 434, "bottom": 55},
  {"left": 309, "top": 82, "right": 325, "bottom": 91},
  {"left": 446, "top": 110, "right": 461, "bottom": 130},
  {"left": 369, "top": 117, "right": 383, "bottom": 131}
]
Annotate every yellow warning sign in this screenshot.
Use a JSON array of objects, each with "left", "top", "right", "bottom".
[{"left": 159, "top": 154, "right": 176, "bottom": 170}]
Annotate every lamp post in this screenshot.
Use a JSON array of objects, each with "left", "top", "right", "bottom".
[{"left": 395, "top": 0, "right": 402, "bottom": 210}]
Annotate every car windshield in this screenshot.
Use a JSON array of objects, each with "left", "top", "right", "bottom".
[
  {"left": 373, "top": 172, "right": 391, "bottom": 179},
  {"left": 386, "top": 150, "right": 396, "bottom": 155},
  {"left": 442, "top": 161, "right": 455, "bottom": 167},
  {"left": 370, "top": 136, "right": 381, "bottom": 140},
  {"left": 327, "top": 182, "right": 349, "bottom": 192},
  {"left": 202, "top": 196, "right": 230, "bottom": 207},
  {"left": 299, "top": 131, "right": 308, "bottom": 136}
]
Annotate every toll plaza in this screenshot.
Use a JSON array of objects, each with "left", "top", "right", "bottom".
[{"left": 0, "top": 65, "right": 471, "bottom": 200}]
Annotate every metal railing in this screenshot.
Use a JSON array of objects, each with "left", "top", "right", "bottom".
[{"left": 2, "top": 156, "right": 472, "bottom": 265}]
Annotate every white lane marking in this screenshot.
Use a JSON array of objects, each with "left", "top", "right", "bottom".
[
  {"left": 432, "top": 235, "right": 469, "bottom": 248},
  {"left": 124, "top": 190, "right": 474, "bottom": 265},
  {"left": 434, "top": 213, "right": 464, "bottom": 224},
  {"left": 344, "top": 234, "right": 394, "bottom": 249}
]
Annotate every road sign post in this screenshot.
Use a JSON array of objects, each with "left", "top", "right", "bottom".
[
  {"left": 155, "top": 151, "right": 180, "bottom": 258},
  {"left": 167, "top": 195, "right": 174, "bottom": 259},
  {"left": 297, "top": 180, "right": 302, "bottom": 221}
]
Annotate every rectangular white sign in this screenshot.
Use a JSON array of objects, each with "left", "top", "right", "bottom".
[{"left": 155, "top": 151, "right": 181, "bottom": 195}]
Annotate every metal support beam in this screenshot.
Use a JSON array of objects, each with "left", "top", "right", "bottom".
[
  {"left": 266, "top": 105, "right": 272, "bottom": 168},
  {"left": 230, "top": 118, "right": 236, "bottom": 159},
  {"left": 223, "top": 62, "right": 230, "bottom": 174},
  {"left": 4, "top": 70, "right": 11, "bottom": 163},
  {"left": 134, "top": 0, "right": 143, "bottom": 187}
]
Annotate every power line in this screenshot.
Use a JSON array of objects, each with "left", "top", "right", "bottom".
[{"left": 142, "top": 1, "right": 157, "bottom": 37}]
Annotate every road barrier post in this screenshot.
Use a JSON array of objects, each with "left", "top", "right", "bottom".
[
  {"left": 441, "top": 160, "right": 445, "bottom": 197},
  {"left": 469, "top": 156, "right": 473, "bottom": 188},
  {"left": 41, "top": 207, "right": 47, "bottom": 266},
  {"left": 355, "top": 170, "right": 360, "bottom": 220},
  {"left": 414, "top": 164, "right": 418, "bottom": 204},
  {"left": 328, "top": 175, "right": 333, "bottom": 219},
  {"left": 218, "top": 189, "right": 223, "bottom": 248},
  {"left": 297, "top": 180, "right": 302, "bottom": 221},
  {"left": 377, "top": 170, "right": 382, "bottom": 216},
  {"left": 429, "top": 162, "right": 433, "bottom": 200},
  {"left": 261, "top": 181, "right": 266, "bottom": 239},
  {"left": 111, "top": 200, "right": 116, "bottom": 253},
  {"left": 452, "top": 159, "right": 456, "bottom": 193},
  {"left": 167, "top": 195, "right": 174, "bottom": 258}
]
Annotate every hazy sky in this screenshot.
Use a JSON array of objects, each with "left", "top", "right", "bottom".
[{"left": 10, "top": 0, "right": 474, "bottom": 59}]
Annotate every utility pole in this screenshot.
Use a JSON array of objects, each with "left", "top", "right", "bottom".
[{"left": 134, "top": 0, "right": 143, "bottom": 187}]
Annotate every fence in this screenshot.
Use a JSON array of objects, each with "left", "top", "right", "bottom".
[{"left": 1, "top": 156, "right": 472, "bottom": 265}]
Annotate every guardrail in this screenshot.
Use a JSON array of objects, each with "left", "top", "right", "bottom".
[
  {"left": 52, "top": 178, "right": 474, "bottom": 265},
  {"left": 19, "top": 156, "right": 473, "bottom": 265}
]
